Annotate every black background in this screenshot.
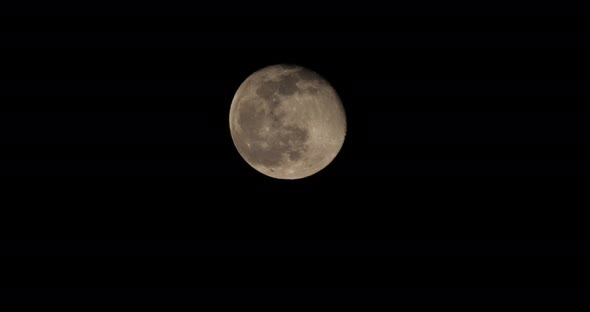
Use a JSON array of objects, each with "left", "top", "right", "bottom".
[{"left": 1, "top": 2, "right": 590, "bottom": 304}]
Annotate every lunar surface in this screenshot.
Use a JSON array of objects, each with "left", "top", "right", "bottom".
[{"left": 229, "top": 64, "right": 346, "bottom": 179}]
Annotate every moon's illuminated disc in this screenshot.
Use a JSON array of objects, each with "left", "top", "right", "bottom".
[{"left": 229, "top": 64, "right": 346, "bottom": 179}]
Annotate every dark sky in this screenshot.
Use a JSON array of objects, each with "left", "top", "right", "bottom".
[{"left": 1, "top": 3, "right": 589, "bottom": 303}]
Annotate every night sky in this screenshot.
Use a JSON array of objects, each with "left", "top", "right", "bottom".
[{"left": 1, "top": 3, "right": 589, "bottom": 304}]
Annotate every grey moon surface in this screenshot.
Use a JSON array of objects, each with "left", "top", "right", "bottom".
[{"left": 229, "top": 64, "right": 346, "bottom": 180}]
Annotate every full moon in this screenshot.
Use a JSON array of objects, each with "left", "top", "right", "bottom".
[{"left": 229, "top": 64, "right": 346, "bottom": 179}]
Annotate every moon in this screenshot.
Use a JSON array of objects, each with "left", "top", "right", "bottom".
[{"left": 229, "top": 64, "right": 346, "bottom": 180}]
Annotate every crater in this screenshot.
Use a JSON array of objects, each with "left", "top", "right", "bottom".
[
  {"left": 237, "top": 99, "right": 266, "bottom": 138},
  {"left": 255, "top": 72, "right": 302, "bottom": 100},
  {"left": 255, "top": 81, "right": 279, "bottom": 100},
  {"left": 303, "top": 86, "right": 320, "bottom": 94},
  {"left": 241, "top": 121, "right": 310, "bottom": 168},
  {"left": 281, "top": 125, "right": 309, "bottom": 162},
  {"left": 288, "top": 149, "right": 303, "bottom": 161},
  {"left": 277, "top": 73, "right": 300, "bottom": 95}
]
